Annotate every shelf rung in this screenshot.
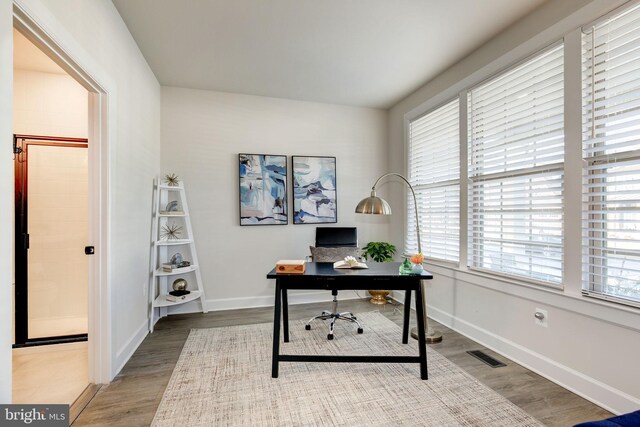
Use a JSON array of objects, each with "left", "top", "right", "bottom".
[
  {"left": 153, "top": 291, "right": 202, "bottom": 308},
  {"left": 155, "top": 239, "right": 193, "bottom": 246},
  {"left": 154, "top": 265, "right": 198, "bottom": 276}
]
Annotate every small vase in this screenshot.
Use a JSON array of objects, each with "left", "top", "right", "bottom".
[
  {"left": 411, "top": 263, "right": 423, "bottom": 274},
  {"left": 400, "top": 258, "right": 412, "bottom": 275}
]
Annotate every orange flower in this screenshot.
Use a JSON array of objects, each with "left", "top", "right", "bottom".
[{"left": 410, "top": 253, "right": 424, "bottom": 264}]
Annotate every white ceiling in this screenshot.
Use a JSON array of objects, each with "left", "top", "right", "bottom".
[
  {"left": 13, "top": 29, "right": 66, "bottom": 74},
  {"left": 113, "top": 0, "right": 547, "bottom": 108}
]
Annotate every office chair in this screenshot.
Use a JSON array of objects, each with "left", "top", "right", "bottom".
[{"left": 305, "top": 227, "right": 364, "bottom": 340}]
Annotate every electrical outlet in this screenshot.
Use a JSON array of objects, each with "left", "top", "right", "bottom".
[{"left": 534, "top": 308, "right": 548, "bottom": 328}]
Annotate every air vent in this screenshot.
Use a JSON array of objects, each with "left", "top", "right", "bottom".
[{"left": 467, "top": 350, "right": 506, "bottom": 368}]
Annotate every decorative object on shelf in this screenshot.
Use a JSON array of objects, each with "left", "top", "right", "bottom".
[
  {"left": 172, "top": 278, "right": 188, "bottom": 291},
  {"left": 239, "top": 154, "right": 288, "bottom": 226},
  {"left": 164, "top": 173, "right": 179, "bottom": 186},
  {"left": 361, "top": 241, "right": 396, "bottom": 304},
  {"left": 161, "top": 223, "right": 183, "bottom": 240},
  {"left": 166, "top": 294, "right": 187, "bottom": 302},
  {"left": 165, "top": 201, "right": 179, "bottom": 212},
  {"left": 355, "top": 172, "right": 443, "bottom": 343},
  {"left": 170, "top": 253, "right": 183, "bottom": 265},
  {"left": 292, "top": 156, "right": 337, "bottom": 224}
]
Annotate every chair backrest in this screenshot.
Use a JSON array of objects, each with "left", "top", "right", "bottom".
[{"left": 315, "top": 227, "right": 357, "bottom": 248}]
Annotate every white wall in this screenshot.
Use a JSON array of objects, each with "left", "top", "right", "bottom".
[
  {"left": 0, "top": 0, "right": 14, "bottom": 404},
  {"left": 13, "top": 69, "right": 88, "bottom": 136},
  {"left": 9, "top": 0, "right": 161, "bottom": 382},
  {"left": 161, "top": 87, "right": 389, "bottom": 312},
  {"left": 388, "top": 0, "right": 640, "bottom": 414}
]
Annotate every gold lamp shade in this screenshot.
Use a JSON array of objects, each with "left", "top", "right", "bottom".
[{"left": 354, "top": 191, "right": 392, "bottom": 215}]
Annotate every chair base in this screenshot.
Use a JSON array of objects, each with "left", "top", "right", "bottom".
[{"left": 305, "top": 310, "right": 363, "bottom": 339}]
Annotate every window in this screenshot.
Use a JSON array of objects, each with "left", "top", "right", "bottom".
[
  {"left": 407, "top": 99, "right": 460, "bottom": 262},
  {"left": 582, "top": 4, "right": 640, "bottom": 303},
  {"left": 468, "top": 44, "right": 565, "bottom": 284}
]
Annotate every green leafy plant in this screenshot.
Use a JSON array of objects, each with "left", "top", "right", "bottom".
[{"left": 362, "top": 242, "right": 396, "bottom": 262}]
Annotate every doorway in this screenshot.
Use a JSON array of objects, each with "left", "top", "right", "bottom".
[
  {"left": 11, "top": 27, "right": 92, "bottom": 406},
  {"left": 13, "top": 135, "right": 89, "bottom": 347},
  {"left": 10, "top": 2, "right": 112, "bottom": 399}
]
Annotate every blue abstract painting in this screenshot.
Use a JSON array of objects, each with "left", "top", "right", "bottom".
[
  {"left": 239, "top": 154, "right": 287, "bottom": 225},
  {"left": 292, "top": 156, "right": 337, "bottom": 224}
]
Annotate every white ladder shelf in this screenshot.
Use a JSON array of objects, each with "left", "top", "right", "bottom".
[{"left": 149, "top": 178, "right": 207, "bottom": 332}]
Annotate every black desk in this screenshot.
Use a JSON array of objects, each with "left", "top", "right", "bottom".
[{"left": 266, "top": 262, "right": 433, "bottom": 380}]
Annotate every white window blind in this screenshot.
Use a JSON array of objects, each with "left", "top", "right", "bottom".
[
  {"left": 582, "top": 3, "right": 640, "bottom": 304},
  {"left": 468, "top": 44, "right": 564, "bottom": 285},
  {"left": 407, "top": 98, "right": 460, "bottom": 262}
]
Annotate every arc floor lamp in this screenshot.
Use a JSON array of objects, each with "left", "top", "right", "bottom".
[{"left": 355, "top": 172, "right": 443, "bottom": 344}]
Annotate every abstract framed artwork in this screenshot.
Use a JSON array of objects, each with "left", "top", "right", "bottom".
[
  {"left": 239, "top": 154, "right": 288, "bottom": 225},
  {"left": 292, "top": 156, "right": 337, "bottom": 224}
]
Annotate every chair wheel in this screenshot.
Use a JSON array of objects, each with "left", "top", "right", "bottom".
[
  {"left": 357, "top": 328, "right": 363, "bottom": 334},
  {"left": 305, "top": 324, "right": 311, "bottom": 330},
  {"left": 327, "top": 334, "right": 334, "bottom": 340}
]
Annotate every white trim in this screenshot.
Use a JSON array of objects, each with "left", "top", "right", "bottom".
[
  {"left": 428, "top": 304, "right": 640, "bottom": 415},
  {"left": 563, "top": 28, "right": 585, "bottom": 297},
  {"left": 458, "top": 90, "right": 468, "bottom": 270},
  {"left": 113, "top": 320, "right": 147, "bottom": 378},
  {"left": 152, "top": 291, "right": 365, "bottom": 320},
  {"left": 12, "top": 2, "right": 112, "bottom": 384}
]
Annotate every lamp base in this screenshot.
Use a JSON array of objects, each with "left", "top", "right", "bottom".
[{"left": 410, "top": 326, "right": 443, "bottom": 344}]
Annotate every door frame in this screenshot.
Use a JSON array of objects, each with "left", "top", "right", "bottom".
[
  {"left": 13, "top": 135, "right": 89, "bottom": 347},
  {"left": 13, "top": 4, "right": 112, "bottom": 384}
]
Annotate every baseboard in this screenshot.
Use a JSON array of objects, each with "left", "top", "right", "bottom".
[
  {"left": 165, "top": 290, "right": 365, "bottom": 315},
  {"left": 428, "top": 305, "right": 640, "bottom": 415},
  {"left": 113, "top": 319, "right": 148, "bottom": 378}
]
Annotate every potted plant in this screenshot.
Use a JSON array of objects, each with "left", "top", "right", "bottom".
[
  {"left": 362, "top": 242, "right": 396, "bottom": 304},
  {"left": 362, "top": 242, "right": 396, "bottom": 262}
]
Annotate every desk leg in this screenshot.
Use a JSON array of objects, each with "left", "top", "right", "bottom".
[
  {"left": 402, "top": 289, "right": 412, "bottom": 344},
  {"left": 272, "top": 280, "right": 282, "bottom": 378},
  {"left": 282, "top": 287, "right": 289, "bottom": 343},
  {"left": 415, "top": 284, "right": 428, "bottom": 380}
]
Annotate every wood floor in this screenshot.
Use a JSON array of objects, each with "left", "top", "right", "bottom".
[
  {"left": 13, "top": 342, "right": 88, "bottom": 405},
  {"left": 73, "top": 298, "right": 612, "bottom": 426}
]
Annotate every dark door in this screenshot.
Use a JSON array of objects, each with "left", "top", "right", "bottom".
[{"left": 14, "top": 134, "right": 89, "bottom": 347}]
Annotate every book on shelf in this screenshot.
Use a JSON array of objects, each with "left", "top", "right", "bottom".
[
  {"left": 162, "top": 263, "right": 175, "bottom": 272},
  {"left": 166, "top": 294, "right": 187, "bottom": 302},
  {"left": 333, "top": 260, "right": 368, "bottom": 269}
]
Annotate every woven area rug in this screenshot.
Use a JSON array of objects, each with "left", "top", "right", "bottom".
[{"left": 152, "top": 312, "right": 543, "bottom": 427}]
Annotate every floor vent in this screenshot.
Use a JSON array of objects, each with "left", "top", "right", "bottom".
[{"left": 467, "top": 350, "right": 506, "bottom": 368}]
